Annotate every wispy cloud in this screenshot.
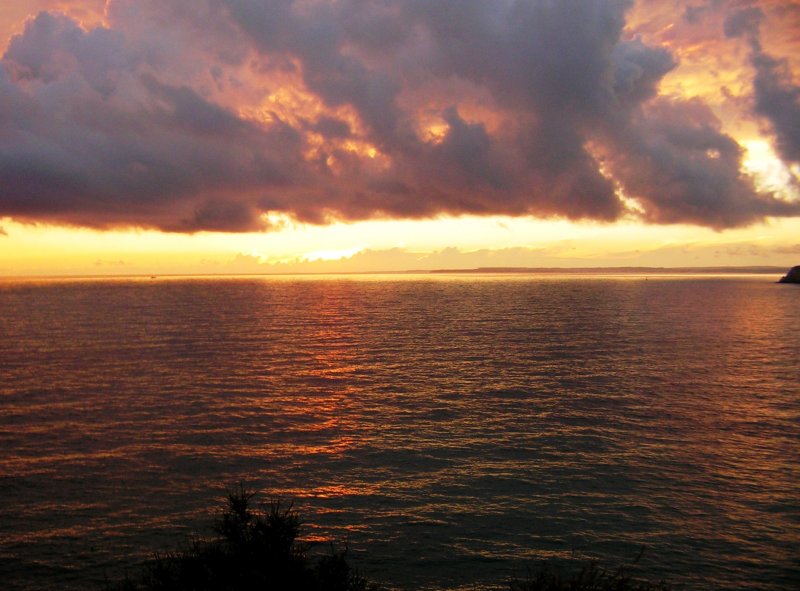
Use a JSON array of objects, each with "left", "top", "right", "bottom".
[{"left": 223, "top": 240, "right": 797, "bottom": 274}]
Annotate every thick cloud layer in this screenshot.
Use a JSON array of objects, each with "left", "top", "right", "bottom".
[
  {"left": 0, "top": 0, "right": 797, "bottom": 232},
  {"left": 725, "top": 5, "right": 800, "bottom": 165}
]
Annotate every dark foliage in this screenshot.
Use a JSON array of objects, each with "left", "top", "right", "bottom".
[
  {"left": 109, "top": 487, "right": 672, "bottom": 591},
  {"left": 510, "top": 561, "right": 670, "bottom": 591},
  {"left": 110, "top": 486, "right": 377, "bottom": 591}
]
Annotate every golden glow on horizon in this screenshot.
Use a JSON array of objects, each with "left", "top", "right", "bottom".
[
  {"left": 302, "top": 246, "right": 365, "bottom": 263},
  {"left": 2, "top": 214, "right": 799, "bottom": 276}
]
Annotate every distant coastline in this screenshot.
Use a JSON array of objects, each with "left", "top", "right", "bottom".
[
  {"left": 0, "top": 266, "right": 790, "bottom": 280},
  {"left": 423, "top": 266, "right": 788, "bottom": 275}
]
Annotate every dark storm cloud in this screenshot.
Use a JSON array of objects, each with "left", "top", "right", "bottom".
[
  {"left": 611, "top": 38, "right": 675, "bottom": 106},
  {"left": 723, "top": 6, "right": 765, "bottom": 40},
  {"left": 0, "top": 10, "right": 308, "bottom": 231},
  {"left": 725, "top": 5, "right": 800, "bottom": 164},
  {"left": 603, "top": 98, "right": 797, "bottom": 228},
  {"left": 751, "top": 52, "right": 800, "bottom": 163},
  {"left": 0, "top": 0, "right": 797, "bottom": 232},
  {"left": 308, "top": 116, "right": 352, "bottom": 139}
]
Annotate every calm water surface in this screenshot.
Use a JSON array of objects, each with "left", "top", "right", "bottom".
[{"left": 1, "top": 275, "right": 798, "bottom": 590}]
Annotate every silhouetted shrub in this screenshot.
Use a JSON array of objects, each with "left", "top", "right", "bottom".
[
  {"left": 110, "top": 486, "right": 377, "bottom": 591},
  {"left": 510, "top": 560, "right": 670, "bottom": 591},
  {"left": 109, "top": 488, "right": 672, "bottom": 591}
]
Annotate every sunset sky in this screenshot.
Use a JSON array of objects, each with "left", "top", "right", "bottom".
[{"left": 1, "top": 0, "right": 798, "bottom": 275}]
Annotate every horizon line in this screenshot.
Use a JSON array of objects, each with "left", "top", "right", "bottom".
[{"left": 0, "top": 265, "right": 794, "bottom": 280}]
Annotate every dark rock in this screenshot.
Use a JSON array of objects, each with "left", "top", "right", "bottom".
[{"left": 778, "top": 266, "right": 800, "bottom": 283}]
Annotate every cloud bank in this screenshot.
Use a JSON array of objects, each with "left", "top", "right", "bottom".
[{"left": 0, "top": 0, "right": 798, "bottom": 232}]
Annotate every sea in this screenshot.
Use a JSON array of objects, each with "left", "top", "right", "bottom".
[{"left": 1, "top": 274, "right": 798, "bottom": 590}]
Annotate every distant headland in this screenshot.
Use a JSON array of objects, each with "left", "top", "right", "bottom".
[{"left": 778, "top": 266, "right": 800, "bottom": 283}]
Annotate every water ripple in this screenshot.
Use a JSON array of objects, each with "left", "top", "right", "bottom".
[{"left": 1, "top": 275, "right": 798, "bottom": 590}]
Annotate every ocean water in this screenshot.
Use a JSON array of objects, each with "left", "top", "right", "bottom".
[{"left": 0, "top": 274, "right": 798, "bottom": 590}]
